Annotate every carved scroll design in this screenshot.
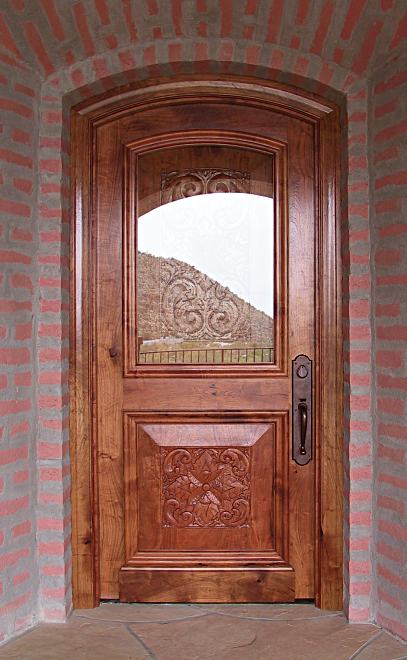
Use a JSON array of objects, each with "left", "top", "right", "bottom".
[
  {"left": 161, "top": 447, "right": 251, "bottom": 528},
  {"left": 161, "top": 168, "right": 250, "bottom": 204},
  {"left": 160, "top": 259, "right": 252, "bottom": 341}
]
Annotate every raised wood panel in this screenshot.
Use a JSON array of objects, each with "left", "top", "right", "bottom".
[
  {"left": 124, "top": 421, "right": 287, "bottom": 556},
  {"left": 123, "top": 417, "right": 289, "bottom": 559}
]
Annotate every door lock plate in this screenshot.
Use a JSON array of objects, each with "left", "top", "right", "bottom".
[{"left": 292, "top": 354, "right": 312, "bottom": 465}]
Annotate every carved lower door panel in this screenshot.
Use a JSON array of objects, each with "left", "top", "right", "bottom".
[{"left": 120, "top": 417, "right": 294, "bottom": 602}]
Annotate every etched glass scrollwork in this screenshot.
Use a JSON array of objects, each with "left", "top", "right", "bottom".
[{"left": 137, "top": 169, "right": 274, "bottom": 365}]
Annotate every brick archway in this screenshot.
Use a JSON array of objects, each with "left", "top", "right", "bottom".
[{"left": 31, "top": 55, "right": 372, "bottom": 623}]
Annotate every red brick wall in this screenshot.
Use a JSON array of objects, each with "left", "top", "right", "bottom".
[
  {"left": 342, "top": 85, "right": 375, "bottom": 624},
  {"left": 35, "top": 72, "right": 71, "bottom": 624},
  {"left": 0, "top": 54, "right": 41, "bottom": 641},
  {"left": 371, "top": 53, "right": 407, "bottom": 641}
]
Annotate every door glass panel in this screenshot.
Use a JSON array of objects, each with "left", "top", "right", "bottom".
[{"left": 137, "top": 192, "right": 274, "bottom": 364}]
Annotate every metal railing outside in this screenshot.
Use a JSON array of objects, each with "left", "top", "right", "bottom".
[{"left": 138, "top": 346, "right": 274, "bottom": 364}]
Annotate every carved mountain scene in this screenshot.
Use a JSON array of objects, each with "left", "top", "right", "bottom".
[{"left": 137, "top": 252, "right": 274, "bottom": 364}]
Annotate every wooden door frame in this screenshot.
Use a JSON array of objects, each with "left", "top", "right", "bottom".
[{"left": 70, "top": 75, "right": 343, "bottom": 610}]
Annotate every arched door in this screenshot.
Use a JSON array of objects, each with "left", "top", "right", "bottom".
[{"left": 71, "top": 80, "right": 342, "bottom": 608}]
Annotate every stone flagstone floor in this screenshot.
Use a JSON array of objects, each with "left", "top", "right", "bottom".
[{"left": 0, "top": 603, "right": 406, "bottom": 659}]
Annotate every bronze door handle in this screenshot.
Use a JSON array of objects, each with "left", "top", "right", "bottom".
[
  {"left": 298, "top": 401, "right": 308, "bottom": 456},
  {"left": 292, "top": 354, "right": 312, "bottom": 465}
]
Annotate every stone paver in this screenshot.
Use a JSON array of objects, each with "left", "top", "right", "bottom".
[{"left": 0, "top": 604, "right": 405, "bottom": 659}]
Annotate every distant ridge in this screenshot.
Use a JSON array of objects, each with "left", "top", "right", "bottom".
[{"left": 138, "top": 252, "right": 273, "bottom": 343}]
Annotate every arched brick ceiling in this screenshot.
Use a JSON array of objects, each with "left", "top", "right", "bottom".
[{"left": 1, "top": 0, "right": 406, "bottom": 79}]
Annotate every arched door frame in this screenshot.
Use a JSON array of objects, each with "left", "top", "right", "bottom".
[{"left": 70, "top": 75, "right": 343, "bottom": 610}]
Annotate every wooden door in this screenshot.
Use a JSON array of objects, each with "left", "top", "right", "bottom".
[{"left": 94, "top": 96, "right": 316, "bottom": 603}]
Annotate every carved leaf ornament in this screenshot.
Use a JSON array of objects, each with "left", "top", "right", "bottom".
[
  {"left": 161, "top": 447, "right": 251, "bottom": 528},
  {"left": 161, "top": 168, "right": 250, "bottom": 203}
]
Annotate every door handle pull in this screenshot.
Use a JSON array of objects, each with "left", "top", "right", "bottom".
[
  {"left": 298, "top": 401, "right": 307, "bottom": 455},
  {"left": 292, "top": 355, "right": 312, "bottom": 465}
]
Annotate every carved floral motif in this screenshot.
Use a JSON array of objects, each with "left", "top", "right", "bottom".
[
  {"left": 161, "top": 447, "right": 251, "bottom": 528},
  {"left": 161, "top": 168, "right": 250, "bottom": 204}
]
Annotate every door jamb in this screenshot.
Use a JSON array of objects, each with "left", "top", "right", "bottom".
[{"left": 70, "top": 75, "right": 343, "bottom": 610}]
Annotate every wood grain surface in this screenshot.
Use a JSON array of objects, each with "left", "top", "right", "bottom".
[{"left": 70, "top": 76, "right": 342, "bottom": 610}]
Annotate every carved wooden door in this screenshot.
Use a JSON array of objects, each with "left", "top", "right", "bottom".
[{"left": 95, "top": 94, "right": 316, "bottom": 602}]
